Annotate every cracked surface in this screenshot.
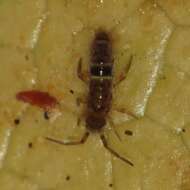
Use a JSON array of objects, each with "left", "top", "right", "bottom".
[{"left": 0, "top": 0, "right": 190, "bottom": 189}]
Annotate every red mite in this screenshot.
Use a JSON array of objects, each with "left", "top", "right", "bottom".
[{"left": 16, "top": 90, "right": 58, "bottom": 110}]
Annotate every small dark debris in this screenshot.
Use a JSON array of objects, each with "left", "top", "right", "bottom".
[
  {"left": 28, "top": 142, "right": 33, "bottom": 148},
  {"left": 66, "top": 175, "right": 70, "bottom": 181},
  {"left": 25, "top": 55, "right": 29, "bottom": 61},
  {"left": 160, "top": 75, "right": 166, "bottom": 80},
  {"left": 76, "top": 97, "right": 81, "bottom": 107},
  {"left": 44, "top": 111, "right": 50, "bottom": 120},
  {"left": 70, "top": 89, "right": 74, "bottom": 94},
  {"left": 14, "top": 118, "right": 20, "bottom": 125},
  {"left": 109, "top": 183, "right": 113, "bottom": 188},
  {"left": 77, "top": 118, "right": 81, "bottom": 126},
  {"left": 124, "top": 130, "right": 133, "bottom": 136},
  {"left": 182, "top": 128, "right": 186, "bottom": 133}
]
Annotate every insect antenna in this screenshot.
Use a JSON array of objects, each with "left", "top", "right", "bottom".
[
  {"left": 100, "top": 134, "right": 134, "bottom": 166},
  {"left": 45, "top": 132, "right": 90, "bottom": 145}
]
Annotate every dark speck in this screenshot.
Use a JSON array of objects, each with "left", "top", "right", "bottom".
[
  {"left": 44, "top": 111, "right": 49, "bottom": 120},
  {"left": 160, "top": 75, "right": 166, "bottom": 80},
  {"left": 76, "top": 97, "right": 81, "bottom": 106},
  {"left": 70, "top": 89, "right": 74, "bottom": 94},
  {"left": 66, "top": 175, "right": 70, "bottom": 181},
  {"left": 182, "top": 128, "right": 186, "bottom": 133},
  {"left": 109, "top": 183, "right": 113, "bottom": 188},
  {"left": 28, "top": 142, "right": 33, "bottom": 148},
  {"left": 77, "top": 118, "right": 81, "bottom": 126},
  {"left": 124, "top": 130, "right": 133, "bottom": 136},
  {"left": 25, "top": 55, "right": 29, "bottom": 61},
  {"left": 14, "top": 119, "right": 20, "bottom": 125}
]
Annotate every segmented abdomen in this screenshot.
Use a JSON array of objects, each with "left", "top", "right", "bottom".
[{"left": 87, "top": 30, "right": 113, "bottom": 120}]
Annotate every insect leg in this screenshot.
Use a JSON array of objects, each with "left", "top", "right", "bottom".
[
  {"left": 76, "top": 96, "right": 87, "bottom": 107},
  {"left": 113, "top": 55, "right": 133, "bottom": 87},
  {"left": 45, "top": 132, "right": 89, "bottom": 145},
  {"left": 77, "top": 58, "right": 89, "bottom": 84},
  {"left": 114, "top": 107, "right": 138, "bottom": 119},
  {"left": 108, "top": 116, "right": 122, "bottom": 142},
  {"left": 100, "top": 134, "right": 134, "bottom": 166}
]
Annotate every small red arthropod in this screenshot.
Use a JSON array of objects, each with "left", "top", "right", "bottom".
[{"left": 16, "top": 90, "right": 58, "bottom": 110}]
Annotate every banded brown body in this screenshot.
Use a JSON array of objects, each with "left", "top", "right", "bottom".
[
  {"left": 45, "top": 30, "right": 134, "bottom": 166},
  {"left": 86, "top": 31, "right": 113, "bottom": 130}
]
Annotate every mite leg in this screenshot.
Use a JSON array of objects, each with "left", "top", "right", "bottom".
[
  {"left": 100, "top": 134, "right": 134, "bottom": 166},
  {"left": 45, "top": 132, "right": 89, "bottom": 145},
  {"left": 114, "top": 55, "right": 133, "bottom": 87},
  {"left": 77, "top": 58, "right": 89, "bottom": 84}
]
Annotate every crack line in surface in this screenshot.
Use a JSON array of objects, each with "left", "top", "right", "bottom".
[{"left": 155, "top": 0, "right": 190, "bottom": 28}]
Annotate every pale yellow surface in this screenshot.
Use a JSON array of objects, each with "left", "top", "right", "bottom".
[{"left": 0, "top": 0, "right": 190, "bottom": 189}]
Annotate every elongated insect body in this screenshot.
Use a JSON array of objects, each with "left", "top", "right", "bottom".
[
  {"left": 44, "top": 30, "right": 134, "bottom": 166},
  {"left": 86, "top": 31, "right": 133, "bottom": 166},
  {"left": 86, "top": 31, "right": 113, "bottom": 130}
]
